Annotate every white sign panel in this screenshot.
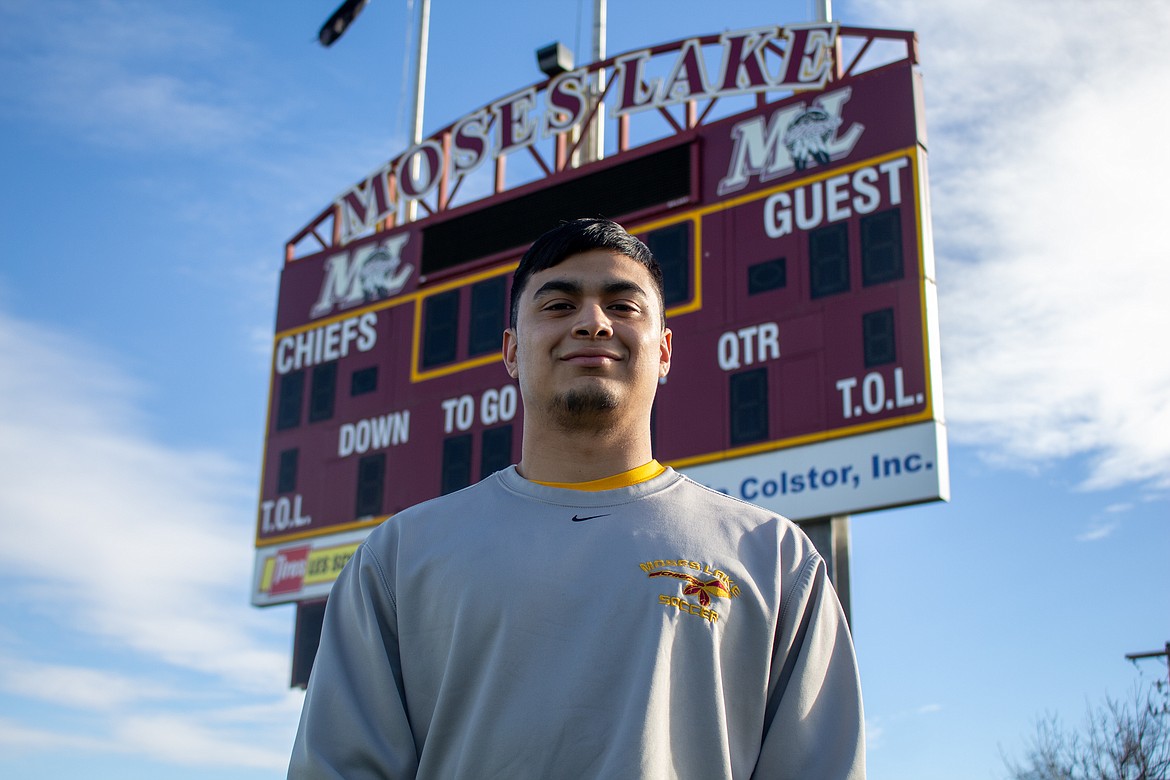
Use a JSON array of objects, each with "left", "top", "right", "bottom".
[
  {"left": 680, "top": 421, "right": 949, "bottom": 521},
  {"left": 252, "top": 528, "right": 371, "bottom": 607}
]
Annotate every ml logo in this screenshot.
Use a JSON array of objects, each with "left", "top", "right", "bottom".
[
  {"left": 717, "top": 86, "right": 864, "bottom": 196},
  {"left": 310, "top": 233, "right": 413, "bottom": 318}
]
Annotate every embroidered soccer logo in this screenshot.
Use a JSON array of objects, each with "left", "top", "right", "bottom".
[
  {"left": 641, "top": 559, "right": 741, "bottom": 624},
  {"left": 647, "top": 570, "right": 731, "bottom": 606}
]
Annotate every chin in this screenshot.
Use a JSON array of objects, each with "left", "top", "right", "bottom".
[{"left": 549, "top": 386, "right": 620, "bottom": 429}]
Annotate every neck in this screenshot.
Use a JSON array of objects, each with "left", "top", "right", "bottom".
[{"left": 517, "top": 423, "right": 654, "bottom": 483}]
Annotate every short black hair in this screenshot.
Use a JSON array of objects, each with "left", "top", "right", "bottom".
[{"left": 509, "top": 218, "right": 664, "bottom": 329}]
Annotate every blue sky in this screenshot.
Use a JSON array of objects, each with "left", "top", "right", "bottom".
[{"left": 1, "top": 0, "right": 1167, "bottom": 778}]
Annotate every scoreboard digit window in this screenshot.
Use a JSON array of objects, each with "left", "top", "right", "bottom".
[{"left": 253, "top": 23, "right": 947, "bottom": 617}]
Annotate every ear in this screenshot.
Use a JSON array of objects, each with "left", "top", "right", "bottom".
[
  {"left": 502, "top": 328, "right": 519, "bottom": 379},
  {"left": 658, "top": 327, "right": 672, "bottom": 378}
]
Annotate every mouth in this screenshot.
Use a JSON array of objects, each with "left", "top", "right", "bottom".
[{"left": 560, "top": 349, "right": 621, "bottom": 367}]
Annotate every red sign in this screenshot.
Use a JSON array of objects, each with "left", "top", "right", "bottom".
[{"left": 267, "top": 546, "right": 309, "bottom": 596}]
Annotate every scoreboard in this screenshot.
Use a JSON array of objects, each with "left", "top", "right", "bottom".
[{"left": 253, "top": 22, "right": 947, "bottom": 609}]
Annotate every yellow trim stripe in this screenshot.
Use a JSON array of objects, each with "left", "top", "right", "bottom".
[
  {"left": 532, "top": 460, "right": 666, "bottom": 490},
  {"left": 667, "top": 409, "right": 934, "bottom": 469},
  {"left": 256, "top": 515, "right": 386, "bottom": 548}
]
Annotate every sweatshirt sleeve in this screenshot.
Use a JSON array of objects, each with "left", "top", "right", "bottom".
[
  {"left": 288, "top": 543, "right": 419, "bottom": 779},
  {"left": 754, "top": 550, "right": 866, "bottom": 779}
]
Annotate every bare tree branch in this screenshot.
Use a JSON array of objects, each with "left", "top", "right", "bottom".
[{"left": 1005, "top": 681, "right": 1170, "bottom": 780}]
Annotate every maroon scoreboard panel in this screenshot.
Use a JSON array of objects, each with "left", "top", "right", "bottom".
[{"left": 253, "top": 23, "right": 946, "bottom": 606}]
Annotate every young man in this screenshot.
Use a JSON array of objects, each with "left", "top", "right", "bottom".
[{"left": 288, "top": 218, "right": 865, "bottom": 779}]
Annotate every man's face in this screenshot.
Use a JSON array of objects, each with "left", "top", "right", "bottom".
[{"left": 503, "top": 250, "right": 672, "bottom": 432}]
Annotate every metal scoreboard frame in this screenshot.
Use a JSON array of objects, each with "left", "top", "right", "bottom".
[{"left": 253, "top": 23, "right": 947, "bottom": 609}]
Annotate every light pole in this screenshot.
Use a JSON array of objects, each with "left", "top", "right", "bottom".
[
  {"left": 1126, "top": 642, "right": 1170, "bottom": 688},
  {"left": 318, "top": 0, "right": 432, "bottom": 223}
]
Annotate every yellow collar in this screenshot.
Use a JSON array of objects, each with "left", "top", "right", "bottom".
[{"left": 532, "top": 460, "right": 666, "bottom": 491}]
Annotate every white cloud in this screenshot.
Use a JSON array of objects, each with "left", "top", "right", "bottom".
[
  {"left": 113, "top": 713, "right": 292, "bottom": 769},
  {"left": 865, "top": 702, "right": 941, "bottom": 751},
  {"left": 0, "top": 305, "right": 299, "bottom": 770},
  {"left": 0, "top": 660, "right": 175, "bottom": 711},
  {"left": 1076, "top": 520, "right": 1118, "bottom": 543},
  {"left": 0, "top": 718, "right": 112, "bottom": 753},
  {"left": 0, "top": 308, "right": 284, "bottom": 685},
  {"left": 0, "top": 0, "right": 268, "bottom": 151},
  {"left": 856, "top": 0, "right": 1170, "bottom": 492},
  {"left": 1075, "top": 501, "right": 1132, "bottom": 541}
]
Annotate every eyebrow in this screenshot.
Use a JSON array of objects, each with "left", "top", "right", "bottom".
[{"left": 531, "top": 278, "right": 649, "bottom": 301}]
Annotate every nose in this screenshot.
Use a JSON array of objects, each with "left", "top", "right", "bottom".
[{"left": 573, "top": 303, "right": 612, "bottom": 338}]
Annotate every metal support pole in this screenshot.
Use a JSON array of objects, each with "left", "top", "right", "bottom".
[
  {"left": 798, "top": 515, "right": 852, "bottom": 627},
  {"left": 582, "top": 0, "right": 606, "bottom": 163},
  {"left": 406, "top": 0, "right": 431, "bottom": 221}
]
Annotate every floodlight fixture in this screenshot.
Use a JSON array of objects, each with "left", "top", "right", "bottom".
[
  {"left": 536, "top": 42, "right": 574, "bottom": 78},
  {"left": 319, "top": 0, "right": 370, "bottom": 47}
]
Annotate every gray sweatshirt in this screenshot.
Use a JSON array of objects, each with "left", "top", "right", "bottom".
[{"left": 288, "top": 465, "right": 865, "bottom": 779}]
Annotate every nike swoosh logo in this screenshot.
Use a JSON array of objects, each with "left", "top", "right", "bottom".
[{"left": 571, "top": 513, "right": 610, "bottom": 522}]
